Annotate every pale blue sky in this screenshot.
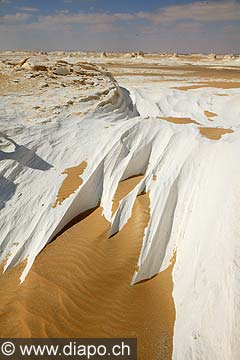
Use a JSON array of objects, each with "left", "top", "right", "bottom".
[{"left": 0, "top": 0, "right": 240, "bottom": 52}]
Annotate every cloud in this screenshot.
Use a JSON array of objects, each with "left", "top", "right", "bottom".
[
  {"left": 175, "top": 22, "right": 204, "bottom": 33},
  {"left": 38, "top": 12, "right": 135, "bottom": 25},
  {"left": 0, "top": 13, "right": 32, "bottom": 23},
  {"left": 86, "top": 23, "right": 122, "bottom": 33},
  {"left": 0, "top": 0, "right": 240, "bottom": 52},
  {"left": 15, "top": 6, "right": 39, "bottom": 12},
  {"left": 0, "top": 9, "right": 135, "bottom": 34},
  {"left": 1, "top": 1, "right": 240, "bottom": 32},
  {"left": 16, "top": 11, "right": 136, "bottom": 33},
  {"left": 137, "top": 1, "right": 240, "bottom": 23}
]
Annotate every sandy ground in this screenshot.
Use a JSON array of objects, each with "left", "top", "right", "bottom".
[
  {"left": 158, "top": 117, "right": 233, "bottom": 140},
  {"left": 160, "top": 117, "right": 200, "bottom": 125},
  {"left": 106, "top": 63, "right": 240, "bottom": 77},
  {"left": 204, "top": 111, "right": 217, "bottom": 118},
  {"left": 174, "top": 81, "right": 240, "bottom": 90},
  {"left": 105, "top": 63, "right": 240, "bottom": 90},
  {"left": 0, "top": 73, "right": 40, "bottom": 95},
  {"left": 199, "top": 127, "right": 234, "bottom": 140},
  {"left": 0, "top": 176, "right": 175, "bottom": 360},
  {"left": 53, "top": 161, "right": 87, "bottom": 208}
]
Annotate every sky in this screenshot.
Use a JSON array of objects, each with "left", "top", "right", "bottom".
[{"left": 0, "top": 0, "right": 240, "bottom": 53}]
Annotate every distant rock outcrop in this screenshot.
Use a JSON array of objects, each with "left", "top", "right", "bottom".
[
  {"left": 137, "top": 51, "right": 145, "bottom": 58},
  {"left": 208, "top": 53, "right": 217, "bottom": 60},
  {"left": 223, "top": 54, "right": 236, "bottom": 60}
]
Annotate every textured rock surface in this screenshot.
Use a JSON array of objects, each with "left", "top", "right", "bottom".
[{"left": 1, "top": 51, "right": 240, "bottom": 359}]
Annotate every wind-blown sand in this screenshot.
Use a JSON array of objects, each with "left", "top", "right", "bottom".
[
  {"left": 175, "top": 82, "right": 240, "bottom": 90},
  {"left": 160, "top": 117, "right": 200, "bottom": 125},
  {"left": 199, "top": 127, "right": 234, "bottom": 140},
  {"left": 0, "top": 176, "right": 175, "bottom": 360},
  {"left": 204, "top": 111, "right": 217, "bottom": 119},
  {"left": 53, "top": 161, "right": 87, "bottom": 207}
]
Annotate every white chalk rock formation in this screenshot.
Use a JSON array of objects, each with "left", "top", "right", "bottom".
[
  {"left": 1, "top": 52, "right": 240, "bottom": 359},
  {"left": 137, "top": 51, "right": 145, "bottom": 58},
  {"left": 223, "top": 54, "right": 236, "bottom": 60},
  {"left": 208, "top": 53, "right": 217, "bottom": 60},
  {"left": 123, "top": 52, "right": 136, "bottom": 58}
]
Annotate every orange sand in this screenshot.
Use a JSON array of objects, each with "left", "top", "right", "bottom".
[
  {"left": 0, "top": 176, "right": 176, "bottom": 360},
  {"left": 175, "top": 82, "right": 240, "bottom": 90},
  {"left": 112, "top": 175, "right": 144, "bottom": 215},
  {"left": 53, "top": 161, "right": 87, "bottom": 207},
  {"left": 107, "top": 63, "right": 240, "bottom": 80},
  {"left": 161, "top": 117, "right": 200, "bottom": 125},
  {"left": 204, "top": 111, "right": 217, "bottom": 118},
  {"left": 199, "top": 127, "right": 233, "bottom": 140}
]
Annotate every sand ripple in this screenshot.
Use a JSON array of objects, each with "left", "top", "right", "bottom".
[{"left": 0, "top": 176, "right": 175, "bottom": 360}]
